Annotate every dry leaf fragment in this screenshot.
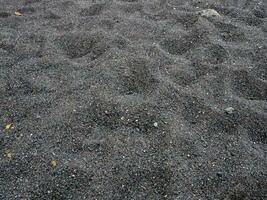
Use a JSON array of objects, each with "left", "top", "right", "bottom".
[
  {"left": 51, "top": 160, "right": 57, "bottom": 167},
  {"left": 5, "top": 123, "right": 13, "bottom": 130},
  {"left": 7, "top": 153, "right": 12, "bottom": 159},
  {"left": 15, "top": 11, "right": 22, "bottom": 16},
  {"left": 5, "top": 151, "right": 13, "bottom": 160}
]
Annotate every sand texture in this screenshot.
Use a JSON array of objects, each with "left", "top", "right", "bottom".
[{"left": 0, "top": 0, "right": 266, "bottom": 199}]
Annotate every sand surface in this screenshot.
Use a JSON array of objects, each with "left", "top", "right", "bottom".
[{"left": 0, "top": 0, "right": 267, "bottom": 199}]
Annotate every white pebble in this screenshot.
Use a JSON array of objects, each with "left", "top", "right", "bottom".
[
  {"left": 199, "top": 9, "right": 221, "bottom": 18},
  {"left": 225, "top": 107, "right": 235, "bottom": 114}
]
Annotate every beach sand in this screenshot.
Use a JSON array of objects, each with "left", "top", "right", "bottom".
[{"left": 0, "top": 0, "right": 266, "bottom": 199}]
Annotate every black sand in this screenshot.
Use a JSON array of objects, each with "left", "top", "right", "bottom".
[{"left": 0, "top": 0, "right": 266, "bottom": 199}]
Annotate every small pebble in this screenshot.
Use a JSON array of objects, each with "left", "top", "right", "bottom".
[
  {"left": 14, "top": 11, "right": 22, "bottom": 16},
  {"left": 199, "top": 9, "right": 221, "bottom": 18},
  {"left": 225, "top": 107, "right": 235, "bottom": 114}
]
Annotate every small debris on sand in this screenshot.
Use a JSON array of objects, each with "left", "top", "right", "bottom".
[
  {"left": 198, "top": 9, "right": 221, "bottom": 18},
  {"left": 50, "top": 160, "right": 57, "bottom": 167},
  {"left": 5, "top": 151, "right": 13, "bottom": 160},
  {"left": 4, "top": 123, "right": 13, "bottom": 130},
  {"left": 14, "top": 11, "right": 22, "bottom": 16},
  {"left": 225, "top": 107, "right": 235, "bottom": 114}
]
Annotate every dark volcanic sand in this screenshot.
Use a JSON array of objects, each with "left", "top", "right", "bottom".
[{"left": 0, "top": 0, "right": 267, "bottom": 199}]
